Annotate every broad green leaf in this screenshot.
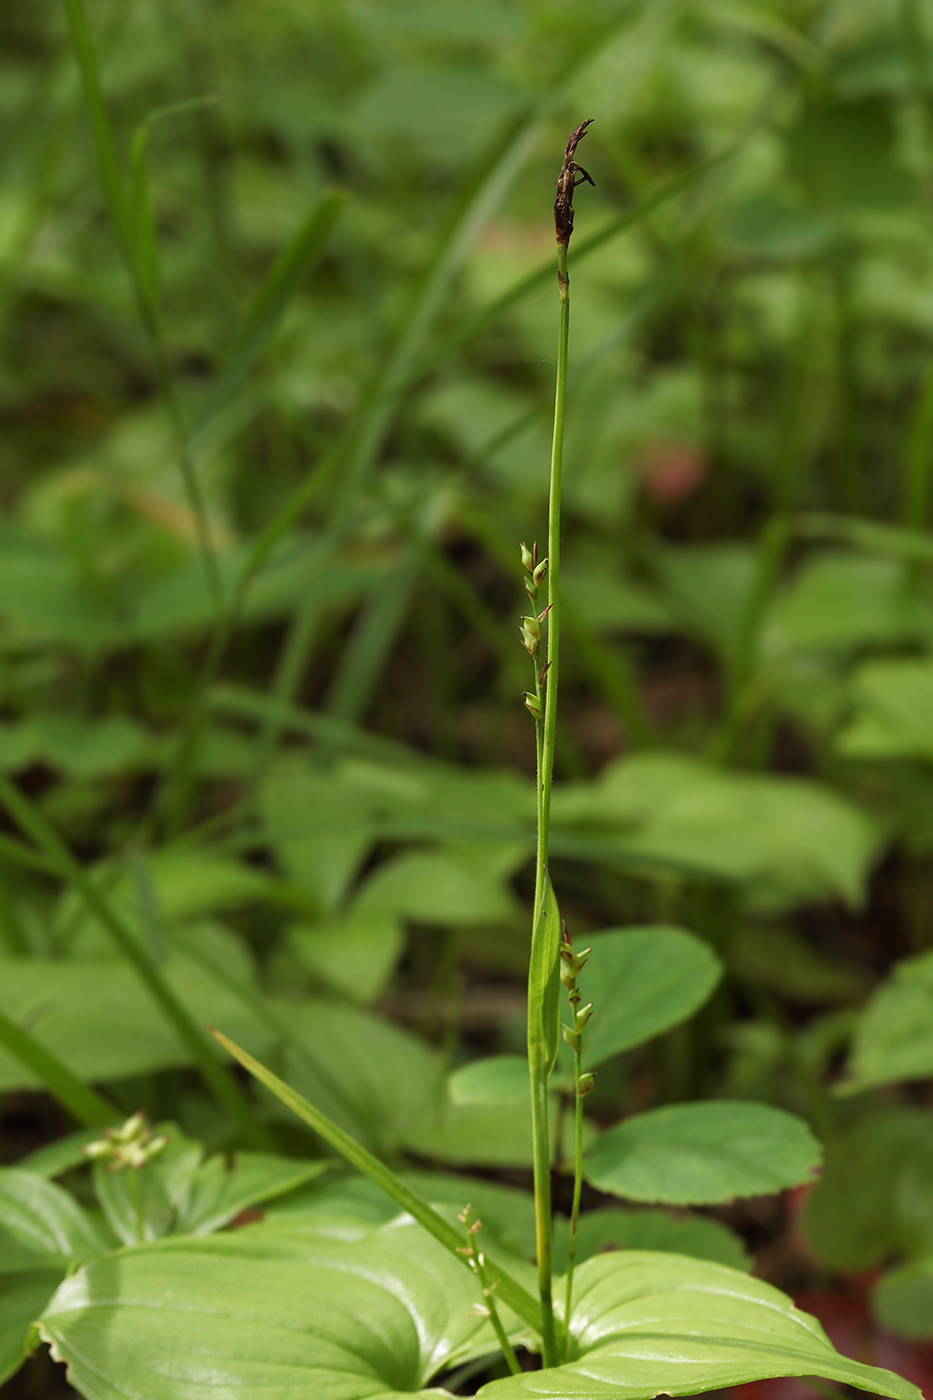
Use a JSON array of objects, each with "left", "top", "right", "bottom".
[
  {"left": 290, "top": 914, "right": 404, "bottom": 1003},
  {"left": 563, "top": 563, "right": 674, "bottom": 635},
  {"left": 210, "top": 1029, "right": 541, "bottom": 1332},
  {"left": 874, "top": 1256, "right": 933, "bottom": 1341},
  {"left": 584, "top": 1102, "right": 821, "bottom": 1205},
  {"left": 0, "top": 956, "right": 275, "bottom": 1091},
  {"left": 179, "top": 1152, "right": 328, "bottom": 1236},
  {"left": 553, "top": 753, "right": 877, "bottom": 909},
  {"left": 477, "top": 1251, "right": 920, "bottom": 1400},
  {"left": 450, "top": 1055, "right": 528, "bottom": 1105},
  {"left": 405, "top": 1078, "right": 592, "bottom": 1169},
  {"left": 18, "top": 1129, "right": 114, "bottom": 1179},
  {"left": 784, "top": 99, "right": 915, "bottom": 213},
  {"left": 0, "top": 1169, "right": 105, "bottom": 1263},
  {"left": 93, "top": 1128, "right": 324, "bottom": 1245},
  {"left": 40, "top": 1218, "right": 519, "bottom": 1399},
  {"left": 764, "top": 553, "right": 930, "bottom": 656},
  {"left": 262, "top": 762, "right": 377, "bottom": 914},
  {"left": 266, "top": 1172, "right": 539, "bottom": 1261},
  {"left": 577, "top": 927, "right": 721, "bottom": 1068},
  {"left": 276, "top": 998, "right": 442, "bottom": 1152},
  {"left": 844, "top": 950, "right": 933, "bottom": 1089},
  {"left": 802, "top": 1110, "right": 933, "bottom": 1271},
  {"left": 652, "top": 543, "right": 757, "bottom": 665},
  {"left": 732, "top": 923, "right": 870, "bottom": 1005},
  {"left": 552, "top": 1208, "right": 749, "bottom": 1273},
  {"left": 0, "top": 1272, "right": 63, "bottom": 1387},
  {"left": 838, "top": 658, "right": 933, "bottom": 761},
  {"left": 354, "top": 849, "right": 518, "bottom": 925}
]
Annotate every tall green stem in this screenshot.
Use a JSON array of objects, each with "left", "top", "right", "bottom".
[
  {"left": 563, "top": 1039, "right": 585, "bottom": 1346},
  {"left": 528, "top": 119, "right": 593, "bottom": 1369},
  {"left": 529, "top": 238, "right": 570, "bottom": 1370}
]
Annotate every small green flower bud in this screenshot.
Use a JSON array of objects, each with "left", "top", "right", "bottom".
[
  {"left": 520, "top": 542, "right": 534, "bottom": 572},
  {"left": 578, "top": 1072, "right": 596, "bottom": 1097},
  {"left": 523, "top": 576, "right": 537, "bottom": 603},
  {"left": 522, "top": 615, "right": 540, "bottom": 641},
  {"left": 561, "top": 1022, "right": 580, "bottom": 1051},
  {"left": 112, "top": 1111, "right": 147, "bottom": 1144},
  {"left": 523, "top": 691, "right": 542, "bottom": 720},
  {"left": 83, "top": 1138, "right": 114, "bottom": 1161},
  {"left": 576, "top": 1002, "right": 593, "bottom": 1031},
  {"left": 532, "top": 558, "right": 548, "bottom": 586}
]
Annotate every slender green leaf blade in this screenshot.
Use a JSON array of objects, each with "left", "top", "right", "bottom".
[
  {"left": 0, "top": 1007, "right": 115, "bottom": 1128},
  {"left": 527, "top": 878, "right": 561, "bottom": 1076},
  {"left": 195, "top": 189, "right": 346, "bottom": 438},
  {"left": 584, "top": 1102, "right": 821, "bottom": 1205},
  {"left": 477, "top": 1252, "right": 920, "bottom": 1400},
  {"left": 210, "top": 1028, "right": 541, "bottom": 1333}
]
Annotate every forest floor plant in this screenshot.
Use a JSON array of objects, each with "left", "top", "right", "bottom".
[{"left": 21, "top": 125, "right": 926, "bottom": 1400}]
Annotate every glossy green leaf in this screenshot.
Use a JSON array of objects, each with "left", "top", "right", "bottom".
[
  {"left": 874, "top": 1256, "right": 933, "bottom": 1341},
  {"left": 180, "top": 1152, "right": 328, "bottom": 1236},
  {"left": 584, "top": 1102, "right": 821, "bottom": 1205},
  {"left": 764, "top": 553, "right": 931, "bottom": 655},
  {"left": 0, "top": 1272, "right": 63, "bottom": 1386},
  {"left": 0, "top": 1169, "right": 105, "bottom": 1264},
  {"left": 0, "top": 957, "right": 275, "bottom": 1092},
  {"left": 578, "top": 927, "right": 721, "bottom": 1068},
  {"left": 355, "top": 849, "right": 518, "bottom": 925},
  {"left": 553, "top": 753, "right": 877, "bottom": 909},
  {"left": 266, "top": 1171, "right": 539, "bottom": 1260},
  {"left": 838, "top": 657, "right": 933, "bottom": 761},
  {"left": 211, "top": 1028, "right": 542, "bottom": 1332},
  {"left": 802, "top": 1110, "right": 933, "bottom": 1270},
  {"left": 552, "top": 1208, "right": 749, "bottom": 1273},
  {"left": 477, "top": 1251, "right": 920, "bottom": 1400},
  {"left": 276, "top": 998, "right": 442, "bottom": 1152},
  {"left": 290, "top": 914, "right": 404, "bottom": 1003},
  {"left": 40, "top": 1218, "right": 519, "bottom": 1399},
  {"left": 844, "top": 950, "right": 933, "bottom": 1089}
]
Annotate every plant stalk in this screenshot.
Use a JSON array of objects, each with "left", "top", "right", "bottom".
[
  {"left": 528, "top": 119, "right": 593, "bottom": 1371},
  {"left": 563, "top": 1038, "right": 585, "bottom": 1348}
]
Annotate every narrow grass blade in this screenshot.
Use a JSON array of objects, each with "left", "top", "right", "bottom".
[
  {"left": 194, "top": 188, "right": 347, "bottom": 442},
  {"left": 63, "top": 0, "right": 223, "bottom": 622},
  {"left": 0, "top": 1009, "right": 116, "bottom": 1129},
  {"left": 210, "top": 1027, "right": 543, "bottom": 1335},
  {"left": 324, "top": 550, "right": 421, "bottom": 723},
  {"left": 0, "top": 773, "right": 268, "bottom": 1149}
]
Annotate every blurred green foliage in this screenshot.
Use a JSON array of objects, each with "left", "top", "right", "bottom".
[{"left": 5, "top": 0, "right": 933, "bottom": 1384}]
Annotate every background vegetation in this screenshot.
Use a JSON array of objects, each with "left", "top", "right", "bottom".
[{"left": 3, "top": 0, "right": 933, "bottom": 1393}]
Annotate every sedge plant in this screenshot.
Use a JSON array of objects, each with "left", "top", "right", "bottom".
[
  {"left": 213, "top": 119, "right": 596, "bottom": 1372},
  {"left": 21, "top": 123, "right": 923, "bottom": 1400},
  {"left": 520, "top": 116, "right": 595, "bottom": 1365}
]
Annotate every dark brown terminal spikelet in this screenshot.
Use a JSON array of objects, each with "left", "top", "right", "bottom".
[{"left": 554, "top": 118, "right": 595, "bottom": 249}]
